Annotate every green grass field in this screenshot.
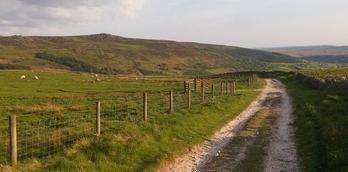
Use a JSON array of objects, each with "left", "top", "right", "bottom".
[
  {"left": 0, "top": 70, "right": 265, "bottom": 171},
  {"left": 281, "top": 76, "right": 348, "bottom": 171}
]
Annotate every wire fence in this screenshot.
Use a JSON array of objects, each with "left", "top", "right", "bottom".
[
  {"left": 16, "top": 112, "right": 94, "bottom": 161},
  {"left": 0, "top": 76, "right": 257, "bottom": 166},
  {"left": 0, "top": 116, "right": 9, "bottom": 165}
]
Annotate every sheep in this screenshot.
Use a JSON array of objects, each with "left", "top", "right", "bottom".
[{"left": 20, "top": 75, "right": 26, "bottom": 79}]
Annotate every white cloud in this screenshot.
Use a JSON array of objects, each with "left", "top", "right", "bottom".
[
  {"left": 46, "top": 6, "right": 103, "bottom": 22},
  {"left": 117, "top": 0, "right": 146, "bottom": 18},
  {"left": 0, "top": 0, "right": 348, "bottom": 47}
]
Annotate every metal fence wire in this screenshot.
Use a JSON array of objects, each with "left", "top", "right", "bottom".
[
  {"left": 0, "top": 77, "right": 256, "bottom": 166},
  {"left": 16, "top": 112, "right": 94, "bottom": 162},
  {"left": 101, "top": 93, "right": 143, "bottom": 123},
  {"left": 0, "top": 116, "right": 9, "bottom": 164}
]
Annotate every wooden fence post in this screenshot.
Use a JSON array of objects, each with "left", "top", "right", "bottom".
[
  {"left": 231, "top": 81, "right": 235, "bottom": 95},
  {"left": 143, "top": 93, "right": 148, "bottom": 121},
  {"left": 227, "top": 81, "right": 230, "bottom": 95},
  {"left": 194, "top": 78, "right": 198, "bottom": 91},
  {"left": 212, "top": 84, "right": 215, "bottom": 98},
  {"left": 184, "top": 81, "right": 188, "bottom": 93},
  {"left": 201, "top": 81, "right": 205, "bottom": 103},
  {"left": 235, "top": 80, "right": 238, "bottom": 90},
  {"left": 96, "top": 101, "right": 101, "bottom": 137},
  {"left": 220, "top": 82, "right": 224, "bottom": 96},
  {"left": 234, "top": 81, "right": 237, "bottom": 93},
  {"left": 170, "top": 90, "right": 174, "bottom": 113},
  {"left": 228, "top": 82, "right": 231, "bottom": 95},
  {"left": 200, "top": 80, "right": 204, "bottom": 94},
  {"left": 187, "top": 84, "right": 191, "bottom": 109},
  {"left": 9, "top": 115, "right": 17, "bottom": 166}
]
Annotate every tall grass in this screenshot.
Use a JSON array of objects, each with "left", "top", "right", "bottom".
[{"left": 281, "top": 77, "right": 348, "bottom": 171}]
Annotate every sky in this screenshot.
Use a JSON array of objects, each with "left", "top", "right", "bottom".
[{"left": 0, "top": 0, "right": 348, "bottom": 48}]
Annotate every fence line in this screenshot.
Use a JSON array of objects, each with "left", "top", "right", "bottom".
[{"left": 0, "top": 76, "right": 257, "bottom": 166}]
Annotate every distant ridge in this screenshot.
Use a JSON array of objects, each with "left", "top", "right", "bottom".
[{"left": 265, "top": 45, "right": 348, "bottom": 57}]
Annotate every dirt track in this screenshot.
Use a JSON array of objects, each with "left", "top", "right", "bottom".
[
  {"left": 264, "top": 80, "right": 298, "bottom": 172},
  {"left": 159, "top": 79, "right": 298, "bottom": 172}
]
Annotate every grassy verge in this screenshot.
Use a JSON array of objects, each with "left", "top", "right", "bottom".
[
  {"left": 280, "top": 77, "right": 348, "bottom": 172},
  {"left": 11, "top": 80, "right": 265, "bottom": 172}
]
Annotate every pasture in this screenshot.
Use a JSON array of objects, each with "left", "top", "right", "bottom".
[{"left": 0, "top": 70, "right": 264, "bottom": 171}]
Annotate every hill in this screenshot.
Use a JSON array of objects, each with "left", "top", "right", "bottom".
[
  {"left": 266, "top": 45, "right": 348, "bottom": 64},
  {"left": 0, "top": 33, "right": 306, "bottom": 75},
  {"left": 265, "top": 45, "right": 348, "bottom": 57},
  {"left": 303, "top": 55, "right": 348, "bottom": 64}
]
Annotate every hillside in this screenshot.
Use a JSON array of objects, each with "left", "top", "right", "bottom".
[
  {"left": 266, "top": 45, "right": 348, "bottom": 64},
  {"left": 0, "top": 33, "right": 305, "bottom": 75},
  {"left": 265, "top": 45, "right": 348, "bottom": 57},
  {"left": 303, "top": 55, "right": 348, "bottom": 64}
]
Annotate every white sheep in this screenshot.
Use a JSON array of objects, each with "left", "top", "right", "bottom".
[
  {"left": 20, "top": 75, "right": 26, "bottom": 79},
  {"left": 34, "top": 75, "right": 39, "bottom": 80}
]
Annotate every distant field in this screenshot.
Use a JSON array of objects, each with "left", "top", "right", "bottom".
[
  {"left": 0, "top": 70, "right": 184, "bottom": 117},
  {"left": 0, "top": 70, "right": 183, "bottom": 97}
]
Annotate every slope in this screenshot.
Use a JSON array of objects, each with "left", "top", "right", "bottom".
[
  {"left": 0, "top": 33, "right": 304, "bottom": 75},
  {"left": 266, "top": 45, "right": 348, "bottom": 64}
]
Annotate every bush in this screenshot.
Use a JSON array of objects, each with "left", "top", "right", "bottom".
[
  {"left": 35, "top": 52, "right": 118, "bottom": 74},
  {"left": 0, "top": 64, "right": 30, "bottom": 70}
]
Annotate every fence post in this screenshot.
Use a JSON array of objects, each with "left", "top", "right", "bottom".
[
  {"left": 248, "top": 77, "right": 251, "bottom": 87},
  {"left": 235, "top": 80, "right": 238, "bottom": 90},
  {"left": 226, "top": 81, "right": 231, "bottom": 95},
  {"left": 220, "top": 82, "right": 224, "bottom": 96},
  {"left": 143, "top": 93, "right": 148, "bottom": 121},
  {"left": 170, "top": 90, "right": 174, "bottom": 113},
  {"left": 194, "top": 78, "right": 198, "bottom": 91},
  {"left": 96, "top": 101, "right": 101, "bottom": 137},
  {"left": 226, "top": 81, "right": 229, "bottom": 95},
  {"left": 201, "top": 81, "right": 205, "bottom": 103},
  {"left": 228, "top": 82, "right": 231, "bottom": 95},
  {"left": 9, "top": 115, "right": 17, "bottom": 166},
  {"left": 230, "top": 81, "right": 234, "bottom": 95},
  {"left": 212, "top": 84, "right": 215, "bottom": 98},
  {"left": 187, "top": 84, "right": 191, "bottom": 109}
]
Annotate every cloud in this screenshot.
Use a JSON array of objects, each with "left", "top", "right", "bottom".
[
  {"left": 0, "top": 0, "right": 347, "bottom": 47},
  {"left": 0, "top": 0, "right": 147, "bottom": 35},
  {"left": 117, "top": 0, "right": 146, "bottom": 18},
  {"left": 45, "top": 6, "right": 103, "bottom": 22}
]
